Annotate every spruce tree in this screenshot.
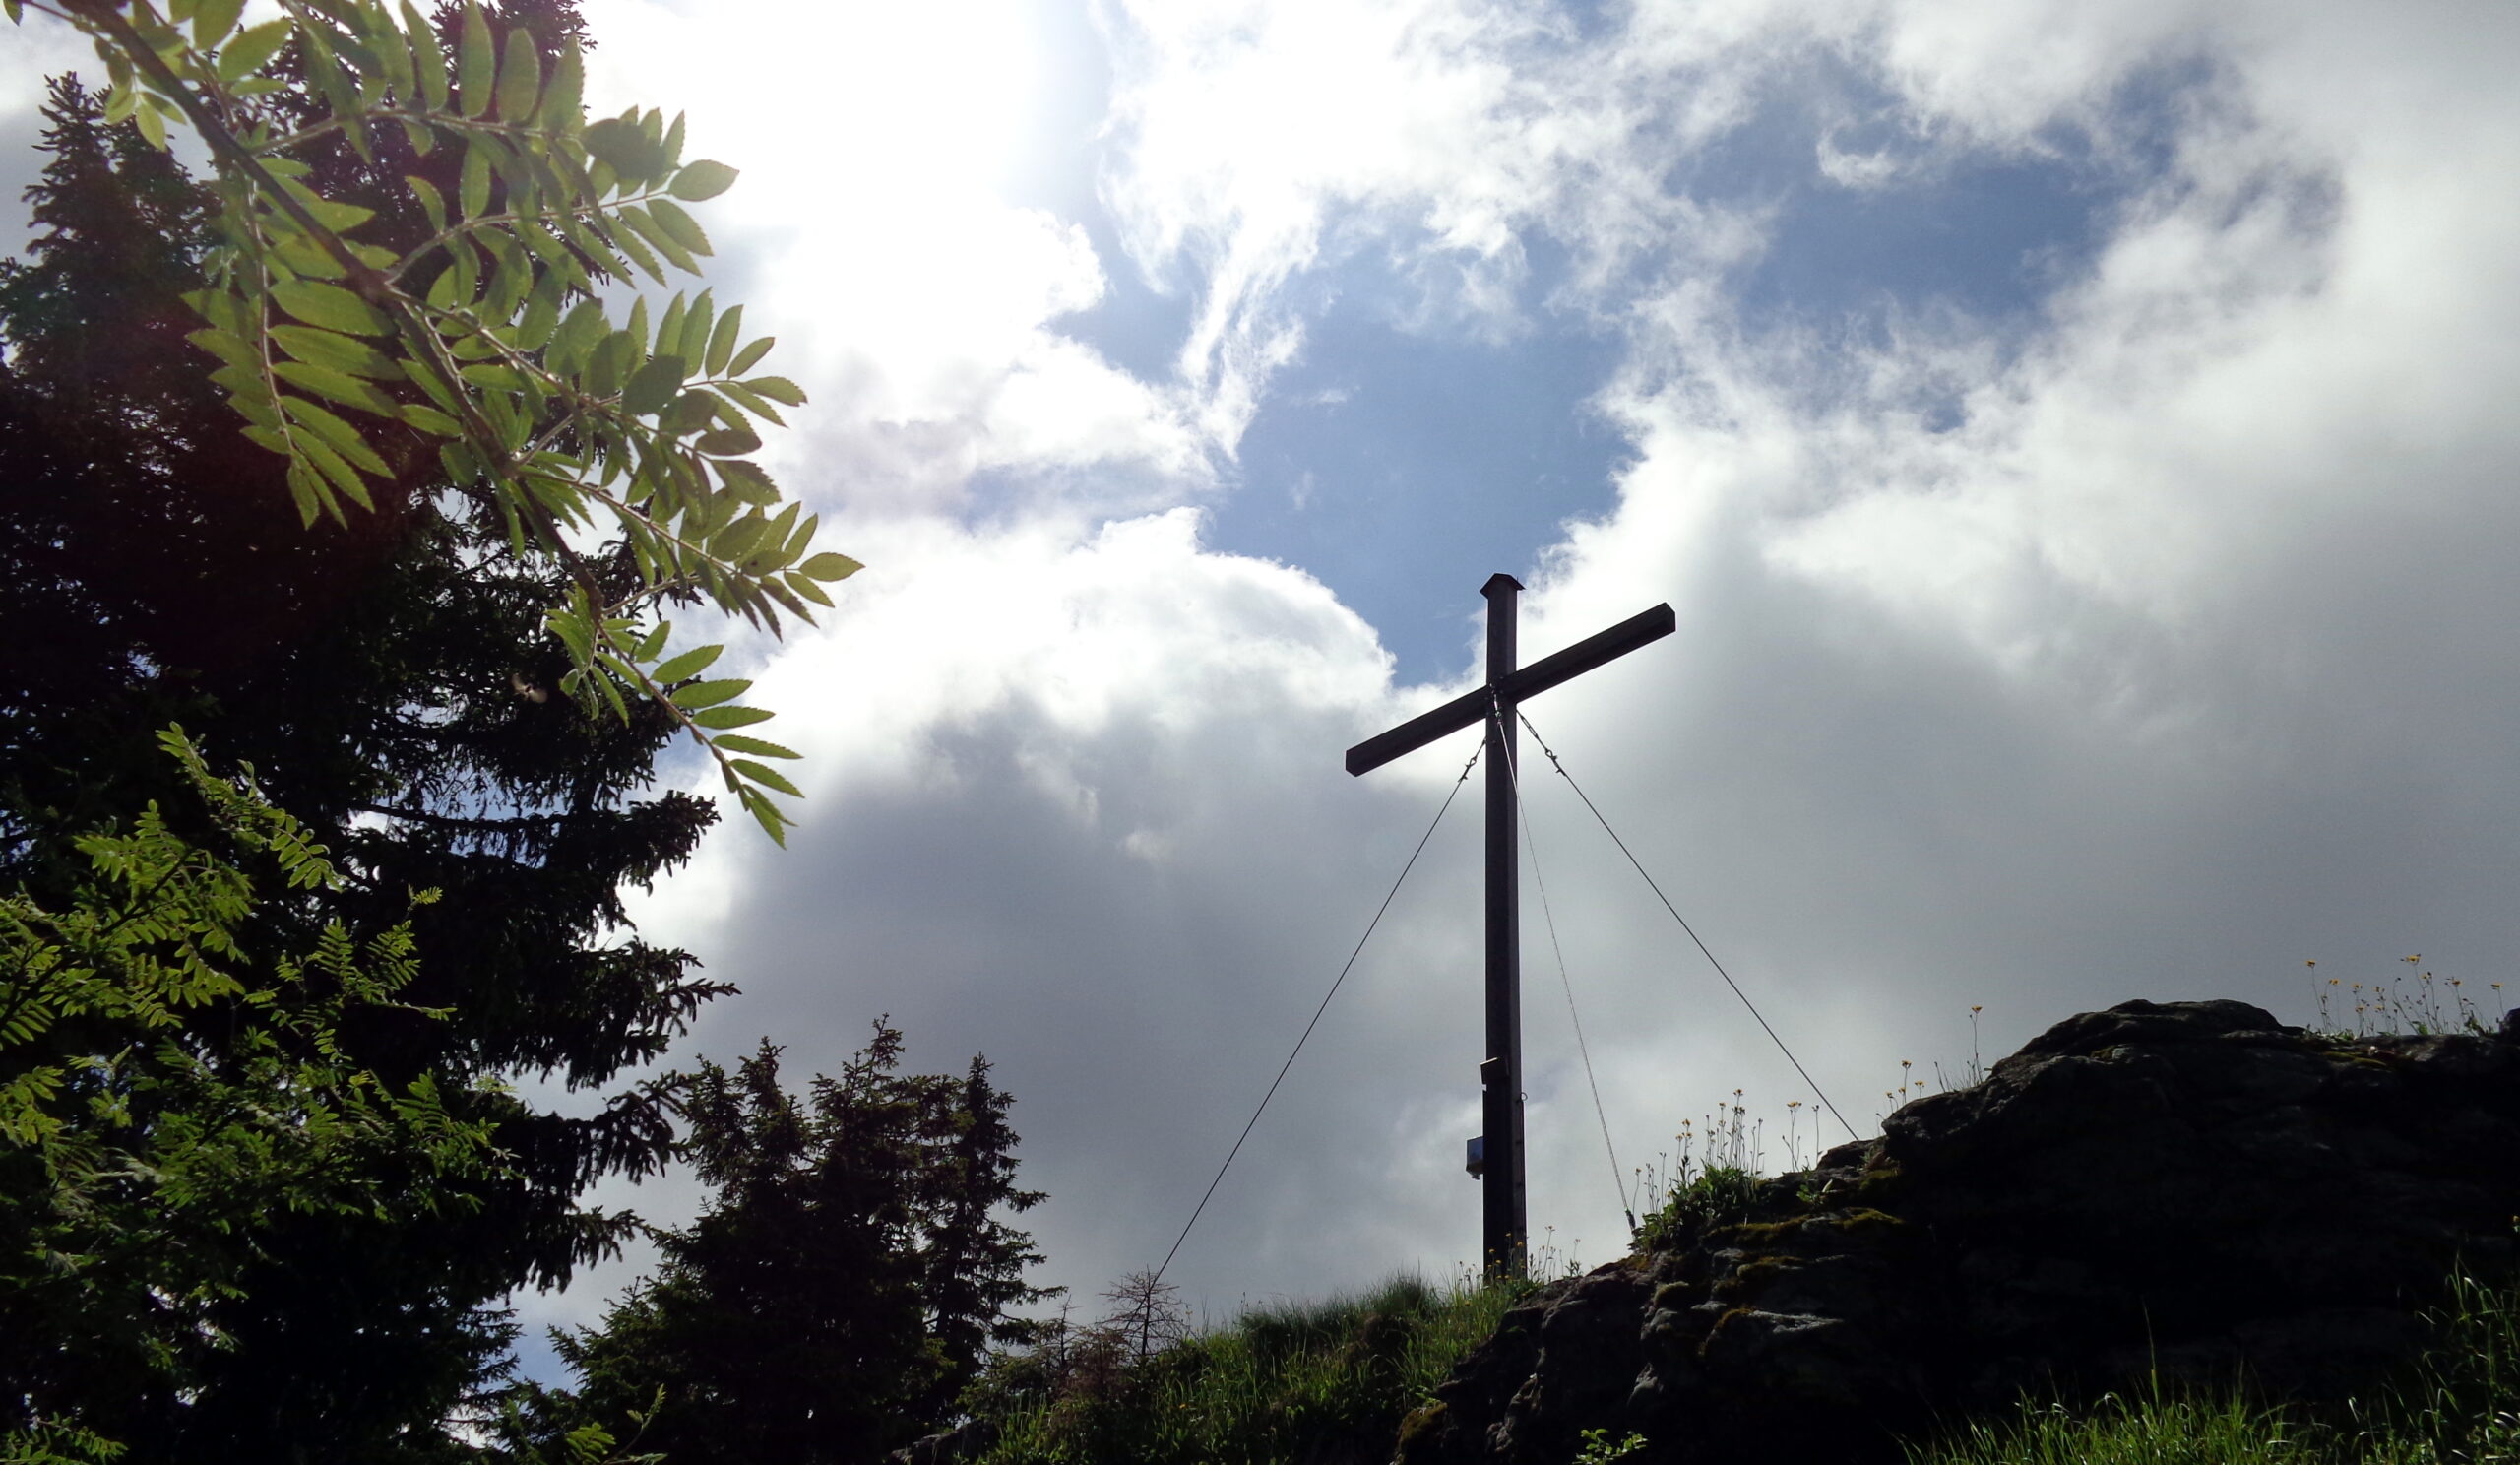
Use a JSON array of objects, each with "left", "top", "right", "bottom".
[{"left": 547, "top": 1026, "right": 1052, "bottom": 1465}]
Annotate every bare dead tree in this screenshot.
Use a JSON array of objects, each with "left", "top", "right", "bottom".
[{"left": 1098, "top": 1269, "right": 1190, "bottom": 1366}]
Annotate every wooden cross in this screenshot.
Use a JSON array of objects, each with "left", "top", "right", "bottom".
[{"left": 1346, "top": 575, "right": 1673, "bottom": 1279}]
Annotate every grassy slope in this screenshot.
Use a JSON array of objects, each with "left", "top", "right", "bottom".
[{"left": 967, "top": 1274, "right": 1523, "bottom": 1465}]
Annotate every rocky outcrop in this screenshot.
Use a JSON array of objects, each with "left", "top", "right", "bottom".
[{"left": 1397, "top": 999, "right": 2520, "bottom": 1465}]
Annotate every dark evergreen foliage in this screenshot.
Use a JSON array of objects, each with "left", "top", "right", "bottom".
[
  {"left": 544, "top": 1024, "right": 1052, "bottom": 1465},
  {"left": 0, "top": 28, "right": 728, "bottom": 1457}
]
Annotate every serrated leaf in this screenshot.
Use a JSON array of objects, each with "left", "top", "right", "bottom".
[
  {"left": 617, "top": 204, "right": 697, "bottom": 274},
  {"left": 459, "top": 361, "right": 528, "bottom": 394},
  {"left": 285, "top": 457, "right": 328, "bottom": 524},
  {"left": 689, "top": 705, "right": 774, "bottom": 730},
  {"left": 291, "top": 422, "right": 377, "bottom": 512},
  {"left": 729, "top": 759, "right": 801, "bottom": 798},
  {"left": 679, "top": 289, "right": 714, "bottom": 367},
  {"left": 405, "top": 0, "right": 448, "bottom": 110},
  {"left": 742, "top": 375, "right": 805, "bottom": 406},
  {"left": 717, "top": 459, "right": 780, "bottom": 505},
  {"left": 713, "top": 380, "right": 785, "bottom": 427},
  {"left": 785, "top": 570, "right": 834, "bottom": 607},
  {"left": 645, "top": 197, "right": 712, "bottom": 257},
  {"left": 712, "top": 515, "right": 770, "bottom": 561},
  {"left": 407, "top": 174, "right": 447, "bottom": 232},
  {"left": 372, "top": 9, "right": 418, "bottom": 104},
  {"left": 582, "top": 115, "right": 656, "bottom": 183},
  {"left": 270, "top": 280, "right": 392, "bottom": 336},
  {"left": 741, "top": 788, "right": 788, "bottom": 845},
  {"left": 656, "top": 292, "right": 687, "bottom": 368},
  {"left": 668, "top": 159, "right": 738, "bottom": 202},
  {"left": 623, "top": 356, "right": 684, "bottom": 416},
  {"left": 539, "top": 41, "right": 584, "bottom": 132},
  {"left": 712, "top": 733, "right": 800, "bottom": 759},
  {"left": 458, "top": 3, "right": 494, "bottom": 118},
  {"left": 605, "top": 215, "right": 666, "bottom": 282},
  {"left": 274, "top": 361, "right": 399, "bottom": 416},
  {"left": 726, "top": 335, "right": 775, "bottom": 376},
  {"left": 651, "top": 644, "right": 723, "bottom": 683},
  {"left": 547, "top": 297, "right": 606, "bottom": 376},
  {"left": 192, "top": 0, "right": 246, "bottom": 49},
  {"left": 495, "top": 25, "right": 539, "bottom": 120},
  {"left": 399, "top": 403, "right": 462, "bottom": 435},
  {"left": 704, "top": 303, "right": 742, "bottom": 376},
  {"left": 271, "top": 325, "right": 400, "bottom": 379},
  {"left": 799, "top": 553, "right": 862, "bottom": 582},
  {"left": 670, "top": 678, "right": 751, "bottom": 711},
  {"left": 218, "top": 20, "right": 293, "bottom": 84},
  {"left": 186, "top": 326, "right": 260, "bottom": 370},
  {"left": 516, "top": 270, "right": 565, "bottom": 350},
  {"left": 297, "top": 196, "right": 377, "bottom": 233},
  {"left": 461, "top": 137, "right": 491, "bottom": 222},
  {"left": 282, "top": 395, "right": 391, "bottom": 474},
  {"left": 694, "top": 424, "right": 761, "bottom": 457}
]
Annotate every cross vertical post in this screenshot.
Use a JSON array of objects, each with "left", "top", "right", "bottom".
[
  {"left": 1481, "top": 573, "right": 1526, "bottom": 1279},
  {"left": 1345, "top": 576, "right": 1674, "bottom": 1283}
]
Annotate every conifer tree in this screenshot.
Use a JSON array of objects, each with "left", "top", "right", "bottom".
[{"left": 545, "top": 1025, "right": 1052, "bottom": 1465}]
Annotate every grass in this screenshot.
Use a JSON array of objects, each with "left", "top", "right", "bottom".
[
  {"left": 1908, "top": 1267, "right": 2520, "bottom": 1465},
  {"left": 969, "top": 998, "right": 2513, "bottom": 1465},
  {"left": 963, "top": 1273, "right": 1526, "bottom": 1465}
]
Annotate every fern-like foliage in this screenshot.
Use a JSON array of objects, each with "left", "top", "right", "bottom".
[{"left": 0, "top": 728, "right": 512, "bottom": 1458}]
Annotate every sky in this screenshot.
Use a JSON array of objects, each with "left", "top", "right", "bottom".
[{"left": 8, "top": 0, "right": 2520, "bottom": 1371}]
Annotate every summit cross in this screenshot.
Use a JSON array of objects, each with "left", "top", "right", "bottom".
[{"left": 1346, "top": 576, "right": 1674, "bottom": 1280}]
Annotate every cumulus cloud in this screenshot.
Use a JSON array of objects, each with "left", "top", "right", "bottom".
[
  {"left": 578, "top": 0, "right": 1216, "bottom": 512},
  {"left": 12, "top": 0, "right": 2512, "bottom": 1352},
  {"left": 617, "top": 0, "right": 2520, "bottom": 1319}
]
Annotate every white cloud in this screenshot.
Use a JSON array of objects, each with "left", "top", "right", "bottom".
[
  {"left": 579, "top": 0, "right": 1215, "bottom": 512},
  {"left": 139, "top": 0, "right": 2488, "bottom": 1359}
]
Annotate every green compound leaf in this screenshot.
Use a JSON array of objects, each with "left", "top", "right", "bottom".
[
  {"left": 407, "top": 1, "right": 449, "bottom": 110},
  {"left": 729, "top": 759, "right": 800, "bottom": 798},
  {"left": 281, "top": 394, "right": 390, "bottom": 475},
  {"left": 650, "top": 644, "right": 724, "bottom": 684},
  {"left": 645, "top": 197, "right": 712, "bottom": 257},
  {"left": 218, "top": 19, "right": 293, "bottom": 84},
  {"left": 711, "top": 734, "right": 800, "bottom": 760},
  {"left": 495, "top": 26, "right": 539, "bottom": 122},
  {"left": 192, "top": 0, "right": 246, "bottom": 50},
  {"left": 717, "top": 459, "right": 780, "bottom": 505},
  {"left": 622, "top": 355, "right": 684, "bottom": 416},
  {"left": 668, "top": 159, "right": 738, "bottom": 202},
  {"left": 704, "top": 303, "right": 743, "bottom": 377},
  {"left": 270, "top": 325, "right": 400, "bottom": 379},
  {"left": 273, "top": 360, "right": 399, "bottom": 416},
  {"left": 270, "top": 280, "right": 392, "bottom": 337},
  {"left": 582, "top": 115, "right": 659, "bottom": 182},
  {"left": 458, "top": 3, "right": 494, "bottom": 118},
  {"left": 669, "top": 678, "right": 751, "bottom": 712}
]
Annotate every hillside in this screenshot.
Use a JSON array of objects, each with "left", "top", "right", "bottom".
[{"left": 929, "top": 998, "right": 2520, "bottom": 1465}]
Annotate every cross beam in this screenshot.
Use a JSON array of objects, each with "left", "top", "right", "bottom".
[{"left": 1347, "top": 576, "right": 1673, "bottom": 1279}]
